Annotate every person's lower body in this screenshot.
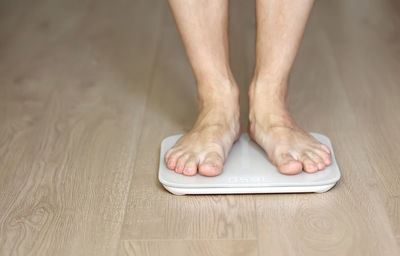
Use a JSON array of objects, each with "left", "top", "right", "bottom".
[{"left": 165, "top": 0, "right": 332, "bottom": 176}]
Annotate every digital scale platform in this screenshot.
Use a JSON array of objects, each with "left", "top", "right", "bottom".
[{"left": 158, "top": 133, "right": 341, "bottom": 195}]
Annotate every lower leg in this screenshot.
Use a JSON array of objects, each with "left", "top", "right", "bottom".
[
  {"left": 165, "top": 0, "right": 240, "bottom": 176},
  {"left": 249, "top": 0, "right": 332, "bottom": 174}
]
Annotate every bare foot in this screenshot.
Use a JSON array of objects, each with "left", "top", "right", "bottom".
[
  {"left": 248, "top": 81, "right": 332, "bottom": 175},
  {"left": 164, "top": 80, "right": 241, "bottom": 176}
]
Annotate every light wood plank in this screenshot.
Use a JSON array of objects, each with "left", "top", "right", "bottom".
[
  {"left": 118, "top": 240, "right": 258, "bottom": 256},
  {"left": 0, "top": 0, "right": 164, "bottom": 255},
  {"left": 321, "top": 0, "right": 400, "bottom": 244}
]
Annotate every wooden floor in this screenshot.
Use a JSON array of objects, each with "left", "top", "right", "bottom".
[{"left": 1, "top": 0, "right": 400, "bottom": 255}]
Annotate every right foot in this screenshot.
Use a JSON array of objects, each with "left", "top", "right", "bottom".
[
  {"left": 164, "top": 80, "right": 241, "bottom": 177},
  {"left": 248, "top": 80, "right": 332, "bottom": 175}
]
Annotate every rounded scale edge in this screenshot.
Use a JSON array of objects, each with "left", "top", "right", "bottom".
[{"left": 161, "top": 183, "right": 339, "bottom": 195}]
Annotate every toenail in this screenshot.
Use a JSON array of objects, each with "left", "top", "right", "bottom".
[
  {"left": 307, "top": 165, "right": 317, "bottom": 172},
  {"left": 183, "top": 168, "right": 193, "bottom": 175}
]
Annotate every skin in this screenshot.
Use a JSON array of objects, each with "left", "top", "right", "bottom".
[{"left": 165, "top": 0, "right": 332, "bottom": 176}]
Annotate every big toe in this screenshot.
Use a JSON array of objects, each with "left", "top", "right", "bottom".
[
  {"left": 278, "top": 160, "right": 303, "bottom": 175},
  {"left": 199, "top": 152, "right": 224, "bottom": 177},
  {"left": 275, "top": 154, "right": 303, "bottom": 175}
]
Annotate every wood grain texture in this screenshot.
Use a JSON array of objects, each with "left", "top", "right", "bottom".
[
  {"left": 0, "top": 0, "right": 399, "bottom": 255},
  {"left": 118, "top": 240, "right": 258, "bottom": 256},
  {"left": 0, "top": 0, "right": 165, "bottom": 255}
]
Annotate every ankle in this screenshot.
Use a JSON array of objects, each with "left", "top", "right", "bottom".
[
  {"left": 250, "top": 76, "right": 288, "bottom": 94},
  {"left": 250, "top": 109, "right": 294, "bottom": 126},
  {"left": 248, "top": 74, "right": 290, "bottom": 113},
  {"left": 197, "top": 77, "right": 239, "bottom": 106},
  {"left": 251, "top": 70, "right": 289, "bottom": 87},
  {"left": 196, "top": 71, "right": 237, "bottom": 90},
  {"left": 248, "top": 86, "right": 292, "bottom": 127}
]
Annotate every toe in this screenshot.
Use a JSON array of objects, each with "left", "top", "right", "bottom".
[
  {"left": 313, "top": 147, "right": 332, "bottom": 166},
  {"left": 199, "top": 152, "right": 224, "bottom": 177},
  {"left": 183, "top": 156, "right": 198, "bottom": 176},
  {"left": 175, "top": 154, "right": 189, "bottom": 174},
  {"left": 164, "top": 148, "right": 175, "bottom": 163},
  {"left": 301, "top": 155, "right": 318, "bottom": 173},
  {"left": 306, "top": 151, "right": 326, "bottom": 170},
  {"left": 320, "top": 144, "right": 331, "bottom": 154},
  {"left": 166, "top": 151, "right": 183, "bottom": 170},
  {"left": 275, "top": 153, "right": 303, "bottom": 175},
  {"left": 199, "top": 163, "right": 223, "bottom": 177},
  {"left": 278, "top": 161, "right": 303, "bottom": 175}
]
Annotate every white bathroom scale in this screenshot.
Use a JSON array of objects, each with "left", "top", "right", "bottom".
[{"left": 158, "top": 133, "right": 341, "bottom": 195}]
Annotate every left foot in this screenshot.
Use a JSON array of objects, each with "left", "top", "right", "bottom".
[{"left": 248, "top": 80, "right": 332, "bottom": 175}]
